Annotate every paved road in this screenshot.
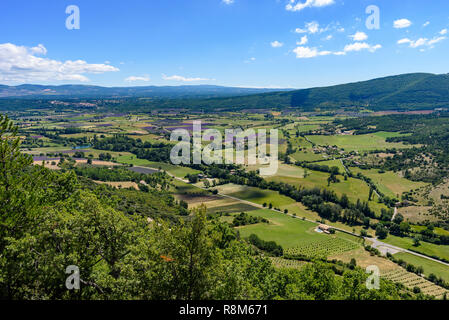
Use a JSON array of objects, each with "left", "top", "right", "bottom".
[
  {"left": 368, "top": 237, "right": 449, "bottom": 267},
  {"left": 143, "top": 165, "right": 449, "bottom": 268}
]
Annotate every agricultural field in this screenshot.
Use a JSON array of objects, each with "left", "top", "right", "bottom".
[
  {"left": 285, "top": 237, "right": 361, "bottom": 259},
  {"left": 350, "top": 168, "right": 428, "bottom": 199},
  {"left": 330, "top": 247, "right": 449, "bottom": 299},
  {"left": 383, "top": 269, "right": 448, "bottom": 299},
  {"left": 400, "top": 206, "right": 436, "bottom": 223},
  {"left": 234, "top": 209, "right": 363, "bottom": 254},
  {"left": 117, "top": 154, "right": 200, "bottom": 178},
  {"left": 266, "top": 170, "right": 388, "bottom": 215},
  {"left": 290, "top": 149, "right": 328, "bottom": 162},
  {"left": 246, "top": 162, "right": 305, "bottom": 178},
  {"left": 383, "top": 235, "right": 449, "bottom": 262},
  {"left": 270, "top": 257, "right": 307, "bottom": 269},
  {"left": 93, "top": 181, "right": 140, "bottom": 190},
  {"left": 306, "top": 132, "right": 415, "bottom": 152},
  {"left": 318, "top": 159, "right": 347, "bottom": 174},
  {"left": 329, "top": 248, "right": 399, "bottom": 274},
  {"left": 215, "top": 184, "right": 296, "bottom": 208},
  {"left": 394, "top": 252, "right": 449, "bottom": 283}
]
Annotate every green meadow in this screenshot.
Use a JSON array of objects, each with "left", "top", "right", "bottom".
[
  {"left": 266, "top": 170, "right": 388, "bottom": 215},
  {"left": 117, "top": 154, "right": 200, "bottom": 178},
  {"left": 235, "top": 209, "right": 363, "bottom": 252},
  {"left": 393, "top": 252, "right": 449, "bottom": 282},
  {"left": 306, "top": 132, "right": 414, "bottom": 152},
  {"left": 384, "top": 235, "right": 449, "bottom": 262},
  {"left": 350, "top": 168, "right": 427, "bottom": 199},
  {"left": 216, "top": 184, "right": 295, "bottom": 208}
]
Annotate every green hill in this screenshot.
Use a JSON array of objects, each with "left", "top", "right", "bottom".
[{"left": 190, "top": 73, "right": 449, "bottom": 111}]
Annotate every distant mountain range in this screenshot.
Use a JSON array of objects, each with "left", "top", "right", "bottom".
[
  {"left": 0, "top": 84, "right": 290, "bottom": 99},
  {"left": 1, "top": 73, "right": 449, "bottom": 112}
]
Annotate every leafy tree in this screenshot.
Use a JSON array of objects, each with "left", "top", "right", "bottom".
[{"left": 376, "top": 224, "right": 389, "bottom": 239}]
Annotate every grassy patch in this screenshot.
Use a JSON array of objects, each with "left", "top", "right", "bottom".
[
  {"left": 236, "top": 209, "right": 362, "bottom": 253},
  {"left": 117, "top": 155, "right": 200, "bottom": 178},
  {"left": 306, "top": 132, "right": 415, "bottom": 152},
  {"left": 351, "top": 168, "right": 428, "bottom": 199},
  {"left": 394, "top": 252, "right": 449, "bottom": 282},
  {"left": 216, "top": 184, "right": 295, "bottom": 208},
  {"left": 266, "top": 171, "right": 388, "bottom": 215},
  {"left": 383, "top": 235, "right": 449, "bottom": 262}
]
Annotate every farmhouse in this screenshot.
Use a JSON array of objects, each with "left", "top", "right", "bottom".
[{"left": 318, "top": 224, "right": 331, "bottom": 234}]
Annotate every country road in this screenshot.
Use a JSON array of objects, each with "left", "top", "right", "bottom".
[
  {"left": 136, "top": 165, "right": 449, "bottom": 268},
  {"left": 391, "top": 206, "right": 398, "bottom": 222}
]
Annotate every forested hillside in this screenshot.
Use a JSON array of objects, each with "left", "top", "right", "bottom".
[{"left": 188, "top": 73, "right": 449, "bottom": 111}]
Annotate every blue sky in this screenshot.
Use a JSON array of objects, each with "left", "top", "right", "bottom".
[{"left": 0, "top": 0, "right": 448, "bottom": 88}]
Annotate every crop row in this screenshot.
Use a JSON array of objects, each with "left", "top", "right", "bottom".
[
  {"left": 270, "top": 257, "right": 307, "bottom": 269},
  {"left": 383, "top": 269, "right": 448, "bottom": 298},
  {"left": 284, "top": 237, "right": 359, "bottom": 258}
]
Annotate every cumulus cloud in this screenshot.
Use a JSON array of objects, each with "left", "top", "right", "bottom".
[
  {"left": 440, "top": 29, "right": 448, "bottom": 35},
  {"left": 293, "top": 47, "right": 332, "bottom": 58},
  {"left": 350, "top": 31, "right": 368, "bottom": 41},
  {"left": 271, "top": 41, "right": 284, "bottom": 48},
  {"left": 30, "top": 44, "right": 47, "bottom": 55},
  {"left": 423, "top": 21, "right": 430, "bottom": 27},
  {"left": 125, "top": 76, "right": 150, "bottom": 82},
  {"left": 295, "top": 21, "right": 320, "bottom": 34},
  {"left": 162, "top": 74, "right": 213, "bottom": 82},
  {"left": 222, "top": 0, "right": 234, "bottom": 4},
  {"left": 397, "top": 35, "right": 447, "bottom": 49},
  {"left": 297, "top": 36, "right": 308, "bottom": 45},
  {"left": 0, "top": 43, "right": 119, "bottom": 83},
  {"left": 286, "top": 0, "right": 335, "bottom": 12},
  {"left": 295, "top": 21, "right": 343, "bottom": 36},
  {"left": 343, "top": 42, "right": 381, "bottom": 53},
  {"left": 394, "top": 19, "right": 412, "bottom": 29},
  {"left": 293, "top": 42, "right": 381, "bottom": 59}
]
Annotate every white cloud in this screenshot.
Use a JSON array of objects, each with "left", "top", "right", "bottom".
[
  {"left": 440, "top": 28, "right": 448, "bottom": 35},
  {"left": 0, "top": 43, "right": 119, "bottom": 83},
  {"left": 295, "top": 21, "right": 320, "bottom": 34},
  {"left": 344, "top": 42, "right": 381, "bottom": 53},
  {"left": 286, "top": 0, "right": 335, "bottom": 12},
  {"left": 293, "top": 47, "right": 331, "bottom": 58},
  {"left": 271, "top": 41, "right": 284, "bottom": 48},
  {"left": 423, "top": 21, "right": 430, "bottom": 27},
  {"left": 293, "top": 41, "right": 381, "bottom": 59},
  {"left": 295, "top": 21, "right": 343, "bottom": 36},
  {"left": 397, "top": 38, "right": 412, "bottom": 45},
  {"left": 222, "top": 0, "right": 234, "bottom": 4},
  {"left": 324, "top": 35, "right": 333, "bottom": 41},
  {"left": 394, "top": 19, "right": 412, "bottom": 29},
  {"left": 297, "top": 36, "right": 308, "bottom": 45},
  {"left": 162, "top": 74, "right": 213, "bottom": 82},
  {"left": 409, "top": 38, "right": 428, "bottom": 48},
  {"left": 350, "top": 31, "right": 368, "bottom": 41},
  {"left": 397, "top": 35, "right": 447, "bottom": 48},
  {"left": 125, "top": 76, "right": 150, "bottom": 82},
  {"left": 295, "top": 21, "right": 331, "bottom": 35},
  {"left": 428, "top": 36, "right": 447, "bottom": 46},
  {"left": 30, "top": 44, "right": 47, "bottom": 55}
]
